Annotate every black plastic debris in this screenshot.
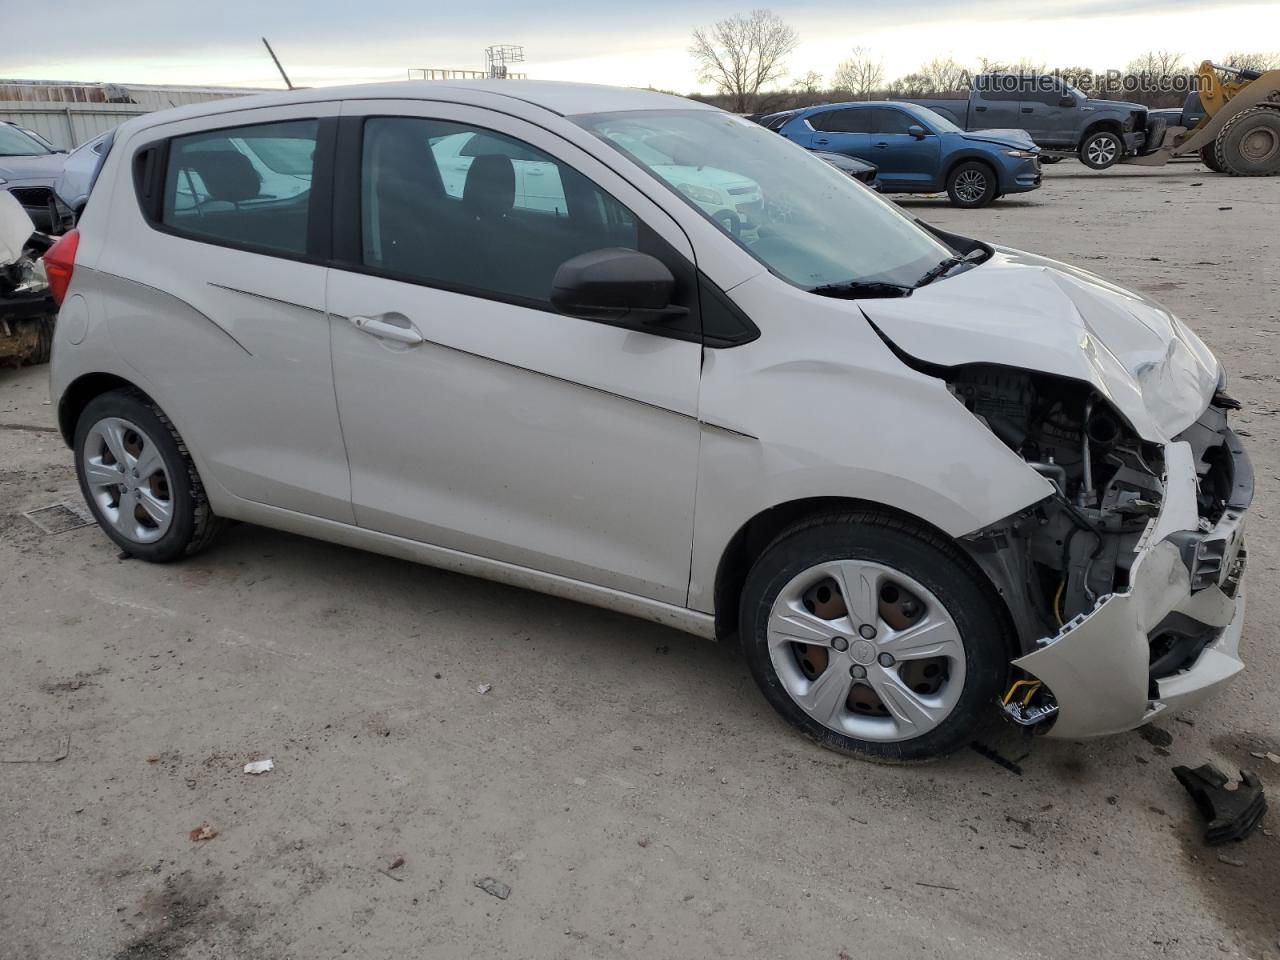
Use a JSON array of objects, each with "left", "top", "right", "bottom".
[{"left": 1171, "top": 763, "right": 1266, "bottom": 845}]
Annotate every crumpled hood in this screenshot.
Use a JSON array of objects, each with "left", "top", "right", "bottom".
[
  {"left": 859, "top": 247, "right": 1219, "bottom": 441},
  {"left": 0, "top": 152, "right": 64, "bottom": 184},
  {"left": 961, "top": 128, "right": 1037, "bottom": 150}
]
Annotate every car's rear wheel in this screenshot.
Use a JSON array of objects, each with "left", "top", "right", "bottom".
[
  {"left": 74, "top": 390, "right": 223, "bottom": 562},
  {"left": 946, "top": 161, "right": 997, "bottom": 208},
  {"left": 739, "top": 511, "right": 1011, "bottom": 762},
  {"left": 1080, "top": 130, "right": 1122, "bottom": 169}
]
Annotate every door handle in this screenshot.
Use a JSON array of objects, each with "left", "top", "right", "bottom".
[
  {"left": 349, "top": 314, "right": 424, "bottom": 345},
  {"left": 1021, "top": 107, "right": 1033, "bottom": 113},
  {"left": 813, "top": 137, "right": 830, "bottom": 144},
  {"left": 975, "top": 106, "right": 988, "bottom": 112},
  {"left": 873, "top": 141, "right": 888, "bottom": 148}
]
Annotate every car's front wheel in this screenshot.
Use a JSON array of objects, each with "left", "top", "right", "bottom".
[
  {"left": 1080, "top": 130, "right": 1122, "bottom": 169},
  {"left": 74, "top": 390, "right": 223, "bottom": 562},
  {"left": 739, "top": 511, "right": 1011, "bottom": 762},
  {"left": 946, "top": 161, "right": 997, "bottom": 208}
]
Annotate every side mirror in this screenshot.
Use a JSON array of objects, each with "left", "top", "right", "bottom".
[
  {"left": 1059, "top": 96, "right": 1075, "bottom": 107},
  {"left": 907, "top": 125, "right": 928, "bottom": 140},
  {"left": 550, "top": 248, "right": 686, "bottom": 323}
]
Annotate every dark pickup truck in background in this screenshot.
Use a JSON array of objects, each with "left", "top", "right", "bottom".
[{"left": 903, "top": 74, "right": 1149, "bottom": 169}]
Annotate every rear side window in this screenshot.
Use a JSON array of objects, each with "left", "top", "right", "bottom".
[
  {"left": 360, "top": 116, "right": 639, "bottom": 305},
  {"left": 160, "top": 119, "right": 318, "bottom": 256},
  {"left": 811, "top": 108, "right": 875, "bottom": 134}
]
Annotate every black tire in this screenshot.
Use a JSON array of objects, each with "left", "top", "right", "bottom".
[
  {"left": 74, "top": 390, "right": 223, "bottom": 562},
  {"left": 1039, "top": 156, "right": 1063, "bottom": 164},
  {"left": 945, "top": 160, "right": 998, "bottom": 208},
  {"left": 1200, "top": 144, "right": 1225, "bottom": 173},
  {"left": 1079, "top": 129, "right": 1123, "bottom": 169},
  {"left": 1214, "top": 106, "right": 1280, "bottom": 177},
  {"left": 738, "top": 510, "right": 1013, "bottom": 763}
]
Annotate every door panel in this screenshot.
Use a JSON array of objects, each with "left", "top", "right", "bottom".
[
  {"left": 870, "top": 109, "right": 942, "bottom": 188},
  {"left": 328, "top": 102, "right": 703, "bottom": 604},
  {"left": 806, "top": 108, "right": 873, "bottom": 158},
  {"left": 97, "top": 104, "right": 353, "bottom": 522},
  {"left": 973, "top": 90, "right": 1021, "bottom": 130}
]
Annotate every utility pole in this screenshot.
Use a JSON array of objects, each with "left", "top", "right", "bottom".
[{"left": 262, "top": 37, "right": 294, "bottom": 90}]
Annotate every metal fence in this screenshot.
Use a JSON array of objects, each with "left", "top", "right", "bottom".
[{"left": 0, "top": 80, "right": 274, "bottom": 149}]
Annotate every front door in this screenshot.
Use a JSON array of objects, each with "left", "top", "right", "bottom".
[
  {"left": 325, "top": 102, "right": 704, "bottom": 604},
  {"left": 870, "top": 107, "right": 943, "bottom": 190}
]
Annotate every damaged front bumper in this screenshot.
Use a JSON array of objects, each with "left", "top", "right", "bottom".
[{"left": 1013, "top": 430, "right": 1251, "bottom": 739}]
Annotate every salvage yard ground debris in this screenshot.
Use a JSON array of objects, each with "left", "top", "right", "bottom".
[{"left": 1, "top": 164, "right": 1278, "bottom": 958}]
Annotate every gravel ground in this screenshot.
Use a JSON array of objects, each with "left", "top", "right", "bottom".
[{"left": 1, "top": 161, "right": 1277, "bottom": 960}]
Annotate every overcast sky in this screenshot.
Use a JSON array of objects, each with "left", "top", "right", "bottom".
[{"left": 1, "top": 1, "right": 1276, "bottom": 91}]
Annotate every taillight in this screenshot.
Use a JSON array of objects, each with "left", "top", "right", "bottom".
[{"left": 43, "top": 228, "right": 80, "bottom": 306}]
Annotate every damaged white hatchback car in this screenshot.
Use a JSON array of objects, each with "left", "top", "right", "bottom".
[{"left": 43, "top": 81, "right": 1250, "bottom": 761}]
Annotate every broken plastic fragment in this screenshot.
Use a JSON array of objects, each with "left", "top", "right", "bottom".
[
  {"left": 1172, "top": 763, "right": 1267, "bottom": 845},
  {"left": 243, "top": 758, "right": 274, "bottom": 775},
  {"left": 477, "top": 683, "right": 492, "bottom": 694}
]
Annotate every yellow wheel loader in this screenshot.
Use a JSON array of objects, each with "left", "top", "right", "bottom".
[{"left": 1131, "top": 61, "right": 1280, "bottom": 175}]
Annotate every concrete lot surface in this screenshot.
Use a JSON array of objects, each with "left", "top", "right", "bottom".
[{"left": 1, "top": 162, "right": 1277, "bottom": 959}]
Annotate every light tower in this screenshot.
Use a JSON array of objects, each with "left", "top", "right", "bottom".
[{"left": 484, "top": 45, "right": 525, "bottom": 80}]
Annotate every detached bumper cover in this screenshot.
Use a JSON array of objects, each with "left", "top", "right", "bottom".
[{"left": 1014, "top": 435, "right": 1251, "bottom": 738}]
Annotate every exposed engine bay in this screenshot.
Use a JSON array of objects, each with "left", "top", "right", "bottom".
[{"left": 946, "top": 364, "right": 1246, "bottom": 729}]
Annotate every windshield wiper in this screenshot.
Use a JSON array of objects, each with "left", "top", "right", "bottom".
[
  {"left": 915, "top": 249, "right": 985, "bottom": 288},
  {"left": 808, "top": 280, "right": 913, "bottom": 300}
]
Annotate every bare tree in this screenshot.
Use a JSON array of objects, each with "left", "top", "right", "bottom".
[
  {"left": 977, "top": 57, "right": 1046, "bottom": 75},
  {"left": 1126, "top": 49, "right": 1187, "bottom": 77},
  {"left": 831, "top": 47, "right": 885, "bottom": 100},
  {"left": 888, "top": 72, "right": 935, "bottom": 97},
  {"left": 918, "top": 56, "right": 971, "bottom": 93},
  {"left": 793, "top": 70, "right": 825, "bottom": 95},
  {"left": 1222, "top": 51, "right": 1280, "bottom": 73},
  {"left": 690, "top": 9, "right": 800, "bottom": 112}
]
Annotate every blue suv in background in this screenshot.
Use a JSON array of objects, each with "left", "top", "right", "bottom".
[{"left": 771, "top": 101, "right": 1042, "bottom": 208}]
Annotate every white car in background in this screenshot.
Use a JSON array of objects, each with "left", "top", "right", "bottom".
[
  {"left": 55, "top": 130, "right": 113, "bottom": 216},
  {"left": 41, "top": 81, "right": 1250, "bottom": 763}
]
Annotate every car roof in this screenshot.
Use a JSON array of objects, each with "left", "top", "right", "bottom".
[
  {"left": 804, "top": 100, "right": 918, "bottom": 112},
  {"left": 123, "top": 79, "right": 715, "bottom": 133}
]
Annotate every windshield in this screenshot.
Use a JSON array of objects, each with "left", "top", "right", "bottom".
[
  {"left": 0, "top": 123, "right": 54, "bottom": 157},
  {"left": 575, "top": 109, "right": 952, "bottom": 291},
  {"left": 907, "top": 104, "right": 963, "bottom": 135}
]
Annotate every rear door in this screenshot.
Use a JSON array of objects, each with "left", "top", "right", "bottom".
[
  {"left": 870, "top": 107, "right": 942, "bottom": 189},
  {"left": 805, "top": 107, "right": 874, "bottom": 159},
  {"left": 325, "top": 101, "right": 704, "bottom": 604},
  {"left": 1018, "top": 82, "right": 1073, "bottom": 145},
  {"left": 100, "top": 104, "right": 353, "bottom": 522},
  {"left": 972, "top": 83, "right": 1022, "bottom": 130}
]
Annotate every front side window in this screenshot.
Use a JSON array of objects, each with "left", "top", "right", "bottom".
[
  {"left": 161, "top": 119, "right": 317, "bottom": 255},
  {"left": 577, "top": 109, "right": 954, "bottom": 291},
  {"left": 360, "top": 117, "right": 638, "bottom": 304},
  {"left": 877, "top": 109, "right": 920, "bottom": 136}
]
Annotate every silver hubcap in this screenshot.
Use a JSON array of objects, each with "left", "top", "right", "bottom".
[
  {"left": 767, "top": 560, "right": 966, "bottom": 743},
  {"left": 954, "top": 169, "right": 987, "bottom": 202},
  {"left": 82, "top": 417, "right": 174, "bottom": 544},
  {"left": 1087, "top": 137, "right": 1118, "bottom": 165}
]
